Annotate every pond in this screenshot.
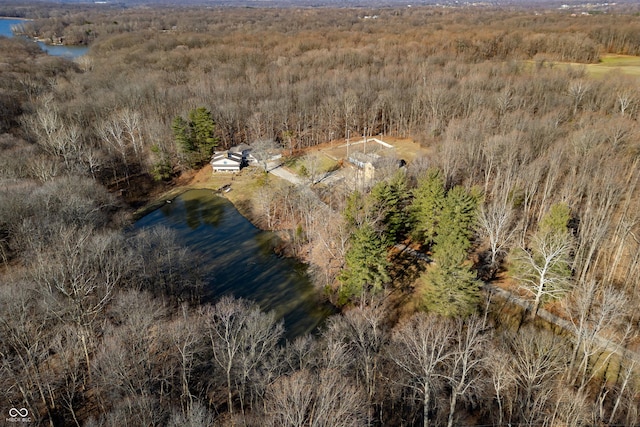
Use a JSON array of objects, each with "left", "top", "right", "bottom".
[
  {"left": 0, "top": 17, "right": 88, "bottom": 58},
  {"left": 134, "top": 189, "right": 334, "bottom": 339}
]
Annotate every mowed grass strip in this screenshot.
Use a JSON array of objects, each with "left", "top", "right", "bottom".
[
  {"left": 524, "top": 54, "right": 640, "bottom": 79},
  {"left": 587, "top": 54, "right": 640, "bottom": 78}
]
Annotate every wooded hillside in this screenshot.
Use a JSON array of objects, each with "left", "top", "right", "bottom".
[{"left": 1, "top": 4, "right": 640, "bottom": 426}]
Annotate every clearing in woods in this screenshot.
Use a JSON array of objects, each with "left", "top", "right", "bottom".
[
  {"left": 321, "top": 136, "right": 430, "bottom": 163},
  {"left": 529, "top": 54, "right": 640, "bottom": 79}
]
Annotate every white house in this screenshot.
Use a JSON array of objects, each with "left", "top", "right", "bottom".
[{"left": 211, "top": 151, "right": 243, "bottom": 172}]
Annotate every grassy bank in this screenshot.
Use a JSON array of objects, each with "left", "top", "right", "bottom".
[{"left": 132, "top": 165, "right": 270, "bottom": 225}]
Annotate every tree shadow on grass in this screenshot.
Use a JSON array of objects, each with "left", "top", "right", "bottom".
[
  {"left": 388, "top": 248, "right": 428, "bottom": 289},
  {"left": 384, "top": 247, "right": 429, "bottom": 321}
]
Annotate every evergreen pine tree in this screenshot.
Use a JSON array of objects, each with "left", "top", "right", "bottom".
[
  {"left": 420, "top": 184, "right": 482, "bottom": 317},
  {"left": 338, "top": 223, "right": 390, "bottom": 304},
  {"left": 432, "top": 185, "right": 481, "bottom": 267},
  {"left": 172, "top": 116, "right": 192, "bottom": 152},
  {"left": 538, "top": 202, "right": 572, "bottom": 238},
  {"left": 343, "top": 190, "right": 366, "bottom": 229},
  {"left": 172, "top": 107, "right": 218, "bottom": 168},
  {"left": 189, "top": 107, "right": 217, "bottom": 161},
  {"left": 421, "top": 263, "right": 480, "bottom": 317},
  {"left": 411, "top": 168, "right": 446, "bottom": 247},
  {"left": 370, "top": 170, "right": 409, "bottom": 245}
]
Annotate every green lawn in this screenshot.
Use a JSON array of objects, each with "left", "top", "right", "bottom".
[
  {"left": 587, "top": 54, "right": 640, "bottom": 78},
  {"left": 285, "top": 153, "right": 339, "bottom": 176},
  {"left": 525, "top": 54, "right": 640, "bottom": 79}
]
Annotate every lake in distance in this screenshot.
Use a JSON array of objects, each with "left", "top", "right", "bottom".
[
  {"left": 134, "top": 189, "right": 334, "bottom": 339},
  {"left": 0, "top": 17, "right": 88, "bottom": 58}
]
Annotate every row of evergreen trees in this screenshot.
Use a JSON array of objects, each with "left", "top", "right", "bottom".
[
  {"left": 338, "top": 169, "right": 481, "bottom": 313},
  {"left": 338, "top": 168, "right": 573, "bottom": 318}
]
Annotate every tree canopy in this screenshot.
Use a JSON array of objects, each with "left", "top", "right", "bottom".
[
  {"left": 172, "top": 107, "right": 218, "bottom": 168},
  {"left": 511, "top": 202, "right": 573, "bottom": 318},
  {"left": 338, "top": 223, "right": 391, "bottom": 304},
  {"left": 414, "top": 178, "right": 482, "bottom": 317}
]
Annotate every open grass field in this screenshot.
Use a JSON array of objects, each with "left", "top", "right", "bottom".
[
  {"left": 321, "top": 137, "right": 430, "bottom": 163},
  {"left": 526, "top": 54, "right": 640, "bottom": 81},
  {"left": 585, "top": 54, "right": 640, "bottom": 79},
  {"left": 284, "top": 152, "right": 340, "bottom": 176},
  {"left": 531, "top": 54, "right": 640, "bottom": 80}
]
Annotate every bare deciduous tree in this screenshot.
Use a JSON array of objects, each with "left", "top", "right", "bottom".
[
  {"left": 502, "top": 327, "right": 568, "bottom": 426},
  {"left": 444, "top": 316, "right": 489, "bottom": 427},
  {"left": 167, "top": 401, "right": 215, "bottom": 427},
  {"left": 265, "top": 368, "right": 366, "bottom": 427},
  {"left": 91, "top": 291, "right": 170, "bottom": 424},
  {"left": 22, "top": 94, "right": 87, "bottom": 170},
  {"left": 52, "top": 326, "right": 86, "bottom": 427},
  {"left": 166, "top": 305, "right": 206, "bottom": 417},
  {"left": 616, "top": 90, "right": 636, "bottom": 117},
  {"left": 284, "top": 334, "right": 317, "bottom": 373},
  {"left": 606, "top": 360, "right": 639, "bottom": 426},
  {"left": 323, "top": 304, "right": 388, "bottom": 425},
  {"left": 251, "top": 139, "right": 280, "bottom": 171},
  {"left": 487, "top": 343, "right": 516, "bottom": 426},
  {"left": 201, "top": 296, "right": 283, "bottom": 415},
  {"left": 265, "top": 369, "right": 315, "bottom": 427},
  {"left": 512, "top": 230, "right": 573, "bottom": 319},
  {"left": 389, "top": 313, "right": 455, "bottom": 427},
  {"left": 564, "top": 280, "right": 630, "bottom": 390},
  {"left": 0, "top": 280, "right": 54, "bottom": 425},
  {"left": 478, "top": 198, "right": 517, "bottom": 278},
  {"left": 30, "top": 226, "right": 128, "bottom": 382},
  {"left": 568, "top": 80, "right": 590, "bottom": 115}
]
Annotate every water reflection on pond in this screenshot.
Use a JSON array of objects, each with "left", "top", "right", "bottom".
[{"left": 134, "top": 189, "right": 334, "bottom": 339}]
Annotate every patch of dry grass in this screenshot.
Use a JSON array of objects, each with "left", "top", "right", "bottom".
[
  {"left": 525, "top": 54, "right": 640, "bottom": 80},
  {"left": 133, "top": 165, "right": 271, "bottom": 220}
]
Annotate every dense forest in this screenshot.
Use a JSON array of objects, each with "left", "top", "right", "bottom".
[{"left": 2, "top": 3, "right": 640, "bottom": 426}]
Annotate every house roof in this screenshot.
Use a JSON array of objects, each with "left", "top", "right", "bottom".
[
  {"left": 229, "top": 143, "right": 251, "bottom": 153},
  {"left": 212, "top": 157, "right": 241, "bottom": 165},
  {"left": 211, "top": 151, "right": 242, "bottom": 164}
]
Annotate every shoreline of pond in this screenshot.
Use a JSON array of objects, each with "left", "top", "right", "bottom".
[
  {"left": 133, "top": 186, "right": 337, "bottom": 338},
  {"left": 132, "top": 165, "right": 309, "bottom": 255},
  {"left": 1, "top": 17, "right": 90, "bottom": 53},
  {"left": 130, "top": 165, "right": 335, "bottom": 291},
  {"left": 132, "top": 167, "right": 261, "bottom": 224}
]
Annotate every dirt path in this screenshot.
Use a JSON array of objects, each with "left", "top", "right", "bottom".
[
  {"left": 267, "top": 163, "right": 304, "bottom": 185},
  {"left": 394, "top": 244, "right": 640, "bottom": 365},
  {"left": 484, "top": 282, "right": 640, "bottom": 364}
]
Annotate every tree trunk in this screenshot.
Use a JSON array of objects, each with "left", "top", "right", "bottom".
[
  {"left": 423, "top": 383, "right": 430, "bottom": 427},
  {"left": 530, "top": 275, "right": 546, "bottom": 320},
  {"left": 227, "top": 368, "right": 233, "bottom": 414},
  {"left": 447, "top": 391, "right": 459, "bottom": 427}
]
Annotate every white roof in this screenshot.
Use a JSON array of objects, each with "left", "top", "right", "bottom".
[
  {"left": 211, "top": 151, "right": 242, "bottom": 164},
  {"left": 211, "top": 157, "right": 241, "bottom": 166}
]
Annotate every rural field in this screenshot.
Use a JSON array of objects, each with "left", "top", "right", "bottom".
[
  {"left": 594, "top": 54, "right": 640, "bottom": 76},
  {"left": 537, "top": 53, "right": 640, "bottom": 79}
]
